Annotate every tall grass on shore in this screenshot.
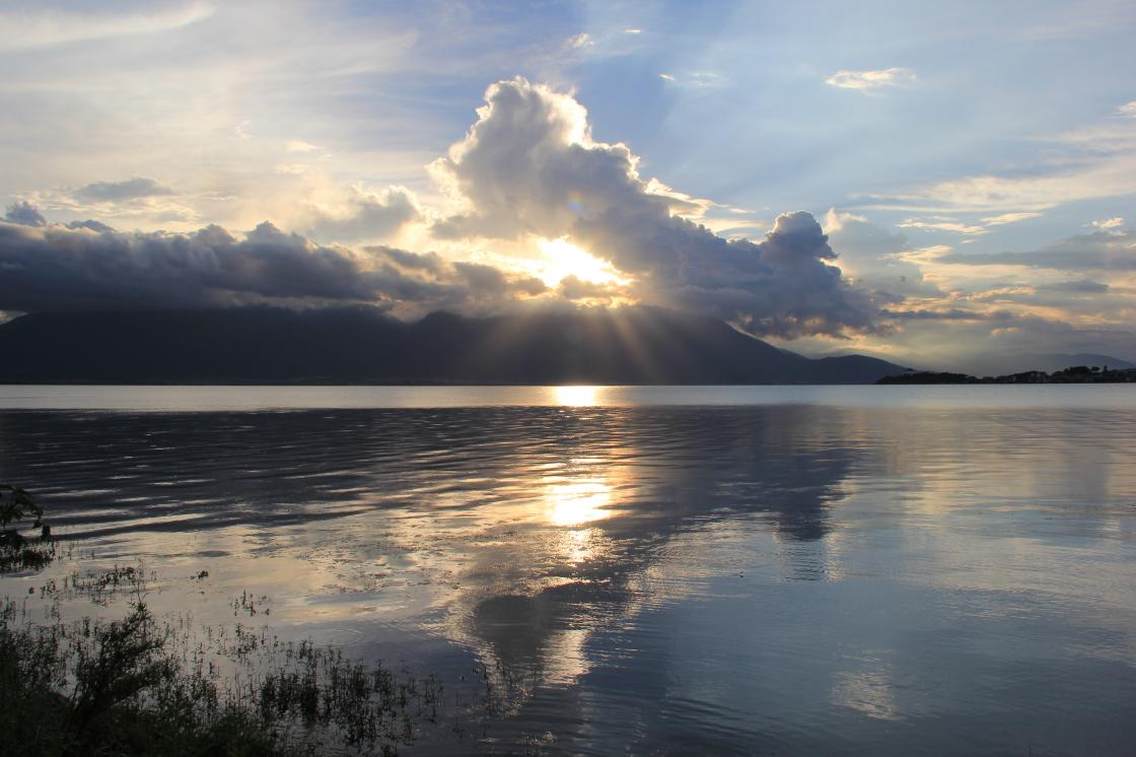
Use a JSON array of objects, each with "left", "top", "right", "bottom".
[
  {"left": 1, "top": 586, "right": 454, "bottom": 756},
  {"left": 1, "top": 598, "right": 280, "bottom": 755},
  {"left": 0, "top": 486, "right": 474, "bottom": 756}
]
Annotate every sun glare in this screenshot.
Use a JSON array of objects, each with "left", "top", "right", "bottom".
[
  {"left": 537, "top": 237, "right": 625, "bottom": 287},
  {"left": 553, "top": 385, "right": 601, "bottom": 406},
  {"left": 545, "top": 478, "right": 613, "bottom": 527}
]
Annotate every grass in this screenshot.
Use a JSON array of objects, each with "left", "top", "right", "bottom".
[
  {"left": 0, "top": 582, "right": 462, "bottom": 756},
  {"left": 0, "top": 535, "right": 57, "bottom": 574},
  {"left": 0, "top": 486, "right": 492, "bottom": 756},
  {"left": 0, "top": 599, "right": 277, "bottom": 756}
]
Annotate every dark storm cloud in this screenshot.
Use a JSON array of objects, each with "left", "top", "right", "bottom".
[
  {"left": 74, "top": 177, "right": 175, "bottom": 202},
  {"left": 578, "top": 208, "right": 880, "bottom": 337},
  {"left": 432, "top": 77, "right": 881, "bottom": 338},
  {"left": 0, "top": 217, "right": 543, "bottom": 314}
]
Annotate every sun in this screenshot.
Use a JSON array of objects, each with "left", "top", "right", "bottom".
[{"left": 537, "top": 237, "right": 626, "bottom": 287}]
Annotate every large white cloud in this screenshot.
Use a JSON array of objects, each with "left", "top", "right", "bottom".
[{"left": 431, "top": 77, "right": 881, "bottom": 338}]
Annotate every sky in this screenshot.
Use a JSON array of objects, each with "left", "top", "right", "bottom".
[{"left": 1, "top": 0, "right": 1134, "bottom": 370}]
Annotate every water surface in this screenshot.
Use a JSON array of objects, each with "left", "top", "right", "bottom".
[{"left": 1, "top": 385, "right": 1134, "bottom": 755}]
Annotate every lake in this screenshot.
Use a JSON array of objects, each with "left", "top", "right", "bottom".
[{"left": 1, "top": 385, "right": 1134, "bottom": 755}]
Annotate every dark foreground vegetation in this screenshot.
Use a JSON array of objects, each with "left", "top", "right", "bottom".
[
  {"left": 0, "top": 596, "right": 455, "bottom": 756},
  {"left": 0, "top": 591, "right": 464, "bottom": 756},
  {"left": 0, "top": 486, "right": 498, "bottom": 756},
  {"left": 0, "top": 485, "right": 55, "bottom": 573},
  {"left": 878, "top": 365, "right": 1136, "bottom": 384}
]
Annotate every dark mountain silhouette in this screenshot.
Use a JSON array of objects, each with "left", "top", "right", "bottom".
[{"left": 0, "top": 306, "right": 907, "bottom": 384}]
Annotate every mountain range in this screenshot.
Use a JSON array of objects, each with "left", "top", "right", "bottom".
[{"left": 0, "top": 306, "right": 909, "bottom": 385}]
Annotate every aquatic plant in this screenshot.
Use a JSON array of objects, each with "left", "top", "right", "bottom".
[
  {"left": 0, "top": 598, "right": 279, "bottom": 755},
  {"left": 0, "top": 575, "right": 472, "bottom": 756},
  {"left": 0, "top": 485, "right": 55, "bottom": 573}
]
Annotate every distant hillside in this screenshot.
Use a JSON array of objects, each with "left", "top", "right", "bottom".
[
  {"left": 879, "top": 366, "right": 1136, "bottom": 384},
  {"left": 0, "top": 306, "right": 908, "bottom": 385},
  {"left": 961, "top": 352, "right": 1136, "bottom": 376}
]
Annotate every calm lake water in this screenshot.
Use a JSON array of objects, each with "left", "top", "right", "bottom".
[{"left": 1, "top": 385, "right": 1135, "bottom": 755}]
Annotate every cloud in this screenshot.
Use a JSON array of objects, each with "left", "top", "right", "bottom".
[
  {"left": 898, "top": 218, "right": 988, "bottom": 235},
  {"left": 66, "top": 219, "right": 116, "bottom": 233},
  {"left": 0, "top": 2, "right": 215, "bottom": 51},
  {"left": 983, "top": 212, "right": 1042, "bottom": 226},
  {"left": 895, "top": 212, "right": 1041, "bottom": 237},
  {"left": 823, "top": 209, "right": 938, "bottom": 298},
  {"left": 1091, "top": 216, "right": 1125, "bottom": 230},
  {"left": 656, "top": 72, "right": 724, "bottom": 88},
  {"left": 864, "top": 161, "right": 1136, "bottom": 214},
  {"left": 305, "top": 186, "right": 420, "bottom": 243},
  {"left": 557, "top": 275, "right": 621, "bottom": 302},
  {"left": 940, "top": 230, "right": 1136, "bottom": 270},
  {"left": 74, "top": 177, "right": 175, "bottom": 202},
  {"left": 566, "top": 33, "right": 593, "bottom": 49},
  {"left": 1040, "top": 279, "right": 1110, "bottom": 293},
  {"left": 881, "top": 308, "right": 998, "bottom": 322},
  {"left": 825, "top": 68, "right": 916, "bottom": 92},
  {"left": 0, "top": 215, "right": 541, "bottom": 316},
  {"left": 1118, "top": 101, "right": 1136, "bottom": 118},
  {"left": 364, "top": 247, "right": 547, "bottom": 316},
  {"left": 862, "top": 115, "right": 1136, "bottom": 216},
  {"left": 5, "top": 201, "right": 46, "bottom": 227},
  {"left": 429, "top": 77, "right": 703, "bottom": 240},
  {"left": 430, "top": 78, "right": 881, "bottom": 338}
]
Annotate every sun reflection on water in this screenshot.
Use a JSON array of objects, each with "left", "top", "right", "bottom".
[{"left": 545, "top": 478, "right": 613, "bottom": 526}]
